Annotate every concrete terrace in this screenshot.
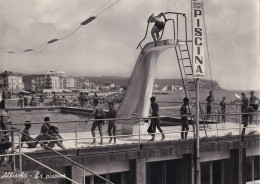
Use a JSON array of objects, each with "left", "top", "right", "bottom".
[{"left": 13, "top": 121, "right": 260, "bottom": 153}]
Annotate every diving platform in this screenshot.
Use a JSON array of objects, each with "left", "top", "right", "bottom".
[{"left": 116, "top": 39, "right": 186, "bottom": 134}]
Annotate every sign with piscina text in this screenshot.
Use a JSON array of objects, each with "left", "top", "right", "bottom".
[{"left": 192, "top": 0, "right": 205, "bottom": 78}]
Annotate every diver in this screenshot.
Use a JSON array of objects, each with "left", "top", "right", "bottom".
[{"left": 147, "top": 12, "right": 167, "bottom": 46}]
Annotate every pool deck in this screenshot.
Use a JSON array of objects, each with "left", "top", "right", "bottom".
[{"left": 14, "top": 121, "right": 259, "bottom": 153}]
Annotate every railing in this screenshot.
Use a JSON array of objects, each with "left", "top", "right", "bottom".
[
  {"left": 20, "top": 132, "right": 113, "bottom": 184},
  {"left": 0, "top": 128, "right": 22, "bottom": 172},
  {"left": 1, "top": 110, "right": 259, "bottom": 184},
  {"left": 10, "top": 111, "right": 260, "bottom": 148},
  {"left": 14, "top": 151, "right": 79, "bottom": 184}
]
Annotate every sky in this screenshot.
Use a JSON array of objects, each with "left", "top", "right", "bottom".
[{"left": 0, "top": 0, "right": 259, "bottom": 90}]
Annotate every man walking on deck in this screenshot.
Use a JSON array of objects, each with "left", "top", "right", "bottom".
[
  {"left": 249, "top": 91, "right": 259, "bottom": 124},
  {"left": 149, "top": 96, "right": 165, "bottom": 141},
  {"left": 241, "top": 92, "right": 249, "bottom": 141},
  {"left": 90, "top": 99, "right": 104, "bottom": 145},
  {"left": 220, "top": 97, "right": 226, "bottom": 122},
  {"left": 180, "top": 97, "right": 190, "bottom": 139},
  {"left": 107, "top": 102, "right": 117, "bottom": 144},
  {"left": 206, "top": 91, "right": 214, "bottom": 120}
]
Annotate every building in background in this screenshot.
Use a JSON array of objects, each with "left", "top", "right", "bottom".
[
  {"left": 23, "top": 76, "right": 35, "bottom": 91},
  {"left": 0, "top": 71, "right": 24, "bottom": 93},
  {"left": 25, "top": 74, "right": 61, "bottom": 92},
  {"left": 99, "top": 82, "right": 115, "bottom": 91},
  {"left": 46, "top": 71, "right": 66, "bottom": 89},
  {"left": 66, "top": 77, "right": 75, "bottom": 89}
]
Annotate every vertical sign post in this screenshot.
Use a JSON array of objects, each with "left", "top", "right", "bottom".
[
  {"left": 192, "top": 0, "right": 205, "bottom": 184},
  {"left": 192, "top": 0, "right": 205, "bottom": 78}
]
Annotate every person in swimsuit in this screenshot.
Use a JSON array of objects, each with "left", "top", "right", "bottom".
[
  {"left": 241, "top": 92, "right": 249, "bottom": 141},
  {"left": 20, "top": 121, "right": 37, "bottom": 148},
  {"left": 149, "top": 96, "right": 165, "bottom": 141},
  {"left": 41, "top": 117, "right": 51, "bottom": 134},
  {"left": 220, "top": 97, "right": 226, "bottom": 122},
  {"left": 148, "top": 12, "right": 167, "bottom": 46},
  {"left": 90, "top": 99, "right": 104, "bottom": 145},
  {"left": 206, "top": 91, "right": 214, "bottom": 120},
  {"left": 249, "top": 91, "right": 259, "bottom": 124},
  {"left": 180, "top": 97, "right": 190, "bottom": 139},
  {"left": 107, "top": 102, "right": 117, "bottom": 144}
]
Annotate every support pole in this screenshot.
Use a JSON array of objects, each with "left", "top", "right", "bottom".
[
  {"left": 18, "top": 129, "right": 22, "bottom": 173},
  {"left": 209, "top": 162, "right": 213, "bottom": 184},
  {"left": 83, "top": 168, "right": 86, "bottom": 184},
  {"left": 196, "top": 78, "right": 201, "bottom": 184},
  {"left": 251, "top": 156, "right": 254, "bottom": 182},
  {"left": 11, "top": 130, "right": 16, "bottom": 172},
  {"left": 138, "top": 120, "right": 141, "bottom": 144},
  {"left": 75, "top": 122, "right": 78, "bottom": 149}
]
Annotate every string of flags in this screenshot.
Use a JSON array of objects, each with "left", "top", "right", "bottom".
[{"left": 0, "top": 0, "right": 120, "bottom": 55}]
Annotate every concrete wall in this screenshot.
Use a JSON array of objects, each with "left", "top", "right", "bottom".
[{"left": 17, "top": 135, "right": 260, "bottom": 184}]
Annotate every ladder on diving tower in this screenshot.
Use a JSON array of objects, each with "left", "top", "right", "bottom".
[
  {"left": 175, "top": 41, "right": 209, "bottom": 136},
  {"left": 175, "top": 41, "right": 196, "bottom": 113}
]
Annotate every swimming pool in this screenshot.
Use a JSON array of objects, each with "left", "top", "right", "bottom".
[{"left": 9, "top": 108, "right": 91, "bottom": 135}]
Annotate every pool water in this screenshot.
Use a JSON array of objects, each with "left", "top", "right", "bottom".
[{"left": 9, "top": 109, "right": 91, "bottom": 135}]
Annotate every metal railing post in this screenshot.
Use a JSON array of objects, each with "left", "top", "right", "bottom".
[
  {"left": 11, "top": 129, "right": 16, "bottom": 172},
  {"left": 18, "top": 129, "right": 22, "bottom": 172},
  {"left": 236, "top": 104, "right": 238, "bottom": 124},
  {"left": 176, "top": 14, "right": 179, "bottom": 40},
  {"left": 75, "top": 122, "right": 78, "bottom": 149},
  {"left": 138, "top": 120, "right": 141, "bottom": 144},
  {"left": 239, "top": 113, "right": 241, "bottom": 135},
  {"left": 251, "top": 156, "right": 255, "bottom": 182},
  {"left": 83, "top": 168, "right": 86, "bottom": 184},
  {"left": 217, "top": 108, "right": 220, "bottom": 123}
]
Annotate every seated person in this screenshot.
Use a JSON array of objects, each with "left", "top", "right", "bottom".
[
  {"left": 20, "top": 121, "right": 39, "bottom": 148},
  {"left": 40, "top": 126, "right": 65, "bottom": 149},
  {"left": 41, "top": 117, "right": 51, "bottom": 133},
  {"left": 20, "top": 121, "right": 65, "bottom": 149}
]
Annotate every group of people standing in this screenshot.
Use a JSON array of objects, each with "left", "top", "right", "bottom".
[
  {"left": 17, "top": 94, "right": 43, "bottom": 107},
  {"left": 205, "top": 90, "right": 259, "bottom": 124},
  {"left": 87, "top": 99, "right": 117, "bottom": 145},
  {"left": 240, "top": 91, "right": 259, "bottom": 141},
  {"left": 78, "top": 92, "right": 90, "bottom": 108},
  {"left": 148, "top": 96, "right": 191, "bottom": 141}
]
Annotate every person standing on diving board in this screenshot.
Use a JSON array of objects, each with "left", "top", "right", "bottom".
[{"left": 148, "top": 12, "right": 167, "bottom": 46}]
